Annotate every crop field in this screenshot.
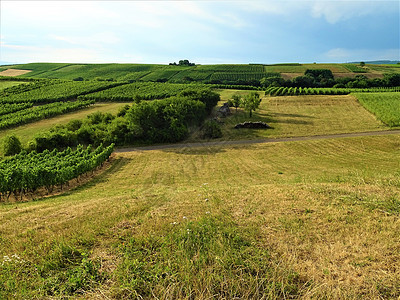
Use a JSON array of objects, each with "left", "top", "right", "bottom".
[
  {"left": 1, "top": 134, "right": 399, "bottom": 298},
  {"left": 355, "top": 92, "right": 400, "bottom": 127},
  {"left": 0, "top": 80, "right": 122, "bottom": 104},
  {"left": 78, "top": 82, "right": 203, "bottom": 101}
]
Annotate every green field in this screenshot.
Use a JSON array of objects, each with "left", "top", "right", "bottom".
[
  {"left": 4, "top": 62, "right": 398, "bottom": 83},
  {"left": 355, "top": 92, "right": 400, "bottom": 127},
  {"left": 0, "top": 81, "right": 25, "bottom": 90}
]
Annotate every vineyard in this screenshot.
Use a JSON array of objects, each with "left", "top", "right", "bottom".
[
  {"left": 0, "top": 143, "right": 114, "bottom": 201},
  {"left": 343, "top": 64, "right": 367, "bottom": 73},
  {"left": 265, "top": 86, "right": 400, "bottom": 96},
  {"left": 0, "top": 100, "right": 95, "bottom": 130},
  {"left": 354, "top": 92, "right": 400, "bottom": 127},
  {"left": 0, "top": 80, "right": 123, "bottom": 104},
  {"left": 78, "top": 82, "right": 206, "bottom": 101},
  {"left": 209, "top": 72, "right": 267, "bottom": 82}
]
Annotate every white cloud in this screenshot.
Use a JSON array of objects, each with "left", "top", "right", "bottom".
[
  {"left": 310, "top": 0, "right": 398, "bottom": 24},
  {"left": 322, "top": 48, "right": 400, "bottom": 62}
]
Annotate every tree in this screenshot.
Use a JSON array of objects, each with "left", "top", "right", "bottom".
[
  {"left": 240, "top": 92, "right": 261, "bottom": 118},
  {"left": 360, "top": 62, "right": 365, "bottom": 67},
  {"left": 3, "top": 135, "right": 22, "bottom": 156},
  {"left": 230, "top": 93, "right": 242, "bottom": 112}
]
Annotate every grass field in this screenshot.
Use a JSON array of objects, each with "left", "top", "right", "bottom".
[
  {"left": 0, "top": 103, "right": 126, "bottom": 153},
  {"left": 205, "top": 90, "right": 385, "bottom": 141},
  {"left": 1, "top": 135, "right": 399, "bottom": 298},
  {"left": 0, "top": 81, "right": 25, "bottom": 90},
  {"left": 0, "top": 86, "right": 399, "bottom": 298}
]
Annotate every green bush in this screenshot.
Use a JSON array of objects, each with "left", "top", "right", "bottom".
[
  {"left": 3, "top": 135, "right": 22, "bottom": 156},
  {"left": 202, "top": 120, "right": 222, "bottom": 139}
]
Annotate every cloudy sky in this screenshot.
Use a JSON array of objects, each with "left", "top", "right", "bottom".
[{"left": 0, "top": 0, "right": 399, "bottom": 65}]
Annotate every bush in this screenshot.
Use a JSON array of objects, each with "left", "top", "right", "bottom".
[
  {"left": 202, "top": 120, "right": 222, "bottom": 139},
  {"left": 3, "top": 135, "right": 22, "bottom": 156}
]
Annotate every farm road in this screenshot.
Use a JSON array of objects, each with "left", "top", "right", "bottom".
[{"left": 115, "top": 129, "right": 400, "bottom": 153}]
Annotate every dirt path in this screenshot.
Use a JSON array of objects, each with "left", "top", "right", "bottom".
[{"left": 116, "top": 129, "right": 400, "bottom": 153}]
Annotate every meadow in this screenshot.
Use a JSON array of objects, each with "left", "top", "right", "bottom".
[
  {"left": 207, "top": 90, "right": 386, "bottom": 141},
  {"left": 0, "top": 134, "right": 399, "bottom": 298}
]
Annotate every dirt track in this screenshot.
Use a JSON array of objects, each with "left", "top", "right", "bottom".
[{"left": 116, "top": 129, "right": 400, "bottom": 153}]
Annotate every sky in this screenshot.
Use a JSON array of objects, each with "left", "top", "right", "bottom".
[{"left": 0, "top": 0, "right": 399, "bottom": 65}]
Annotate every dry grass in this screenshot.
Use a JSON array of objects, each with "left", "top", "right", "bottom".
[
  {"left": 207, "top": 91, "right": 386, "bottom": 142},
  {"left": 1, "top": 134, "right": 399, "bottom": 298}
]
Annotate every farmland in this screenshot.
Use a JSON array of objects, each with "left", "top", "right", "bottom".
[
  {"left": 0, "top": 62, "right": 399, "bottom": 298},
  {"left": 355, "top": 92, "right": 400, "bottom": 127},
  {"left": 3, "top": 62, "right": 399, "bottom": 83}
]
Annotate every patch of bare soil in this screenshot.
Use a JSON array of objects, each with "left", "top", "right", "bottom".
[{"left": 0, "top": 69, "right": 32, "bottom": 77}]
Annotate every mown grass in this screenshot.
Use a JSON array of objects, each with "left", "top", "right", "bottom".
[
  {"left": 0, "top": 102, "right": 126, "bottom": 154},
  {"left": 355, "top": 92, "right": 400, "bottom": 127},
  {"left": 1, "top": 134, "right": 400, "bottom": 298},
  {"left": 0, "top": 81, "right": 24, "bottom": 90},
  {"left": 202, "top": 90, "right": 385, "bottom": 141}
]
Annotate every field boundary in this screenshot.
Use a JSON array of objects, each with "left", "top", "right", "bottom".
[{"left": 116, "top": 129, "right": 400, "bottom": 152}]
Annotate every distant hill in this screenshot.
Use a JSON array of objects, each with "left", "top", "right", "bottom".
[
  {"left": 1, "top": 62, "right": 399, "bottom": 83},
  {"left": 349, "top": 60, "right": 400, "bottom": 65}
]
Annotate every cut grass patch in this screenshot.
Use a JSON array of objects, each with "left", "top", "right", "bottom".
[
  {"left": 0, "top": 81, "right": 25, "bottom": 90},
  {"left": 204, "top": 91, "right": 386, "bottom": 141}
]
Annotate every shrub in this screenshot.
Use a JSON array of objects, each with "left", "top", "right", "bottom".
[
  {"left": 202, "top": 120, "right": 222, "bottom": 139},
  {"left": 3, "top": 135, "right": 22, "bottom": 156}
]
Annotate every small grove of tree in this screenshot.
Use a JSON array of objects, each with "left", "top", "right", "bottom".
[
  {"left": 229, "top": 93, "right": 242, "bottom": 112},
  {"left": 169, "top": 59, "right": 195, "bottom": 66},
  {"left": 240, "top": 92, "right": 261, "bottom": 118},
  {"left": 3, "top": 135, "right": 22, "bottom": 156}
]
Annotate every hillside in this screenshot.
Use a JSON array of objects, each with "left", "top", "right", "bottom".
[
  {"left": 0, "top": 65, "right": 400, "bottom": 298},
  {"left": 1, "top": 62, "right": 400, "bottom": 83}
]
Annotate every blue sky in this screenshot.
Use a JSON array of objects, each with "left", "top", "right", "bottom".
[{"left": 0, "top": 0, "right": 399, "bottom": 65}]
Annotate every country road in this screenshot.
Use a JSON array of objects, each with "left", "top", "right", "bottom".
[{"left": 115, "top": 129, "right": 400, "bottom": 153}]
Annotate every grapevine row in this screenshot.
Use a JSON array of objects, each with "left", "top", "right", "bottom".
[
  {"left": 0, "top": 100, "right": 95, "bottom": 130},
  {"left": 0, "top": 143, "right": 114, "bottom": 201},
  {"left": 78, "top": 82, "right": 206, "bottom": 102},
  {"left": 0, "top": 102, "right": 33, "bottom": 116},
  {"left": 0, "top": 80, "right": 124, "bottom": 104},
  {"left": 265, "top": 86, "right": 400, "bottom": 96}
]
